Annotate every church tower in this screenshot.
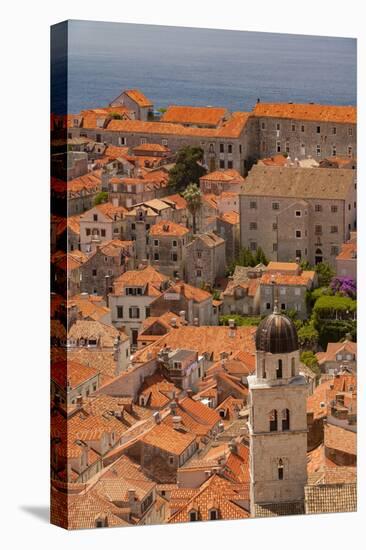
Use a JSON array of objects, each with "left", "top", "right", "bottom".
[{"left": 248, "top": 305, "right": 308, "bottom": 516}]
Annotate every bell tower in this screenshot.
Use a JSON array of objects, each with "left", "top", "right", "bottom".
[{"left": 248, "top": 305, "right": 308, "bottom": 516}]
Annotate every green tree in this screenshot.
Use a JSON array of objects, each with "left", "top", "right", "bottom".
[
  {"left": 315, "top": 262, "right": 335, "bottom": 287},
  {"left": 109, "top": 112, "right": 122, "bottom": 120},
  {"left": 300, "top": 351, "right": 321, "bottom": 379},
  {"left": 298, "top": 322, "right": 319, "bottom": 350},
  {"left": 94, "top": 191, "right": 108, "bottom": 205},
  {"left": 219, "top": 315, "right": 262, "bottom": 327},
  {"left": 168, "top": 146, "right": 207, "bottom": 192},
  {"left": 182, "top": 183, "right": 202, "bottom": 235},
  {"left": 254, "top": 246, "right": 268, "bottom": 265}
]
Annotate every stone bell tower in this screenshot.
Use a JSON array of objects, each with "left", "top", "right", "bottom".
[{"left": 248, "top": 305, "right": 308, "bottom": 516}]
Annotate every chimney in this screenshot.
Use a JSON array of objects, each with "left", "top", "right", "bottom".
[
  {"left": 170, "top": 317, "right": 177, "bottom": 328},
  {"left": 193, "top": 317, "right": 199, "bottom": 327},
  {"left": 172, "top": 415, "right": 183, "bottom": 430},
  {"left": 228, "top": 439, "right": 238, "bottom": 454},
  {"left": 128, "top": 489, "right": 136, "bottom": 504},
  {"left": 179, "top": 311, "right": 187, "bottom": 325},
  {"left": 170, "top": 400, "right": 177, "bottom": 415},
  {"left": 76, "top": 394, "right": 83, "bottom": 409},
  {"left": 153, "top": 411, "right": 161, "bottom": 424},
  {"left": 80, "top": 292, "right": 89, "bottom": 300},
  {"left": 186, "top": 389, "right": 193, "bottom": 398}
]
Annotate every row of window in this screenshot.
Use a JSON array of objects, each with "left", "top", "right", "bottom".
[
  {"left": 264, "top": 287, "right": 301, "bottom": 296},
  {"left": 117, "top": 137, "right": 237, "bottom": 154},
  {"left": 249, "top": 201, "right": 353, "bottom": 213},
  {"left": 248, "top": 241, "right": 339, "bottom": 256},
  {"left": 261, "top": 121, "right": 354, "bottom": 136},
  {"left": 116, "top": 306, "right": 150, "bottom": 319},
  {"left": 153, "top": 252, "right": 178, "bottom": 261},
  {"left": 249, "top": 223, "right": 339, "bottom": 235},
  {"left": 265, "top": 301, "right": 301, "bottom": 312}
]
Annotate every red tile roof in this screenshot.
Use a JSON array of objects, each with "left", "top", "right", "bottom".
[
  {"left": 161, "top": 105, "right": 227, "bottom": 126},
  {"left": 254, "top": 102, "right": 356, "bottom": 124},
  {"left": 149, "top": 220, "right": 190, "bottom": 237}
]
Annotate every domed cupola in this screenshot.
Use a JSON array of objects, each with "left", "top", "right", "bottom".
[{"left": 255, "top": 305, "right": 298, "bottom": 354}]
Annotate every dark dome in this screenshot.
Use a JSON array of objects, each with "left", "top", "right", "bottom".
[{"left": 255, "top": 309, "right": 298, "bottom": 354}]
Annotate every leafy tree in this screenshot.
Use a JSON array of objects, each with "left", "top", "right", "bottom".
[
  {"left": 298, "top": 322, "right": 319, "bottom": 350},
  {"left": 219, "top": 315, "right": 262, "bottom": 327},
  {"left": 94, "top": 191, "right": 108, "bottom": 205},
  {"left": 157, "top": 107, "right": 167, "bottom": 114},
  {"left": 300, "top": 351, "right": 321, "bottom": 379},
  {"left": 182, "top": 183, "right": 202, "bottom": 235},
  {"left": 315, "top": 262, "right": 335, "bottom": 287},
  {"left": 168, "top": 146, "right": 207, "bottom": 192},
  {"left": 254, "top": 246, "right": 268, "bottom": 266},
  {"left": 300, "top": 259, "right": 312, "bottom": 271},
  {"left": 212, "top": 289, "right": 221, "bottom": 301}
]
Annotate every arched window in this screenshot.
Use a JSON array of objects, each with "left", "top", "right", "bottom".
[
  {"left": 209, "top": 509, "right": 218, "bottom": 520},
  {"left": 269, "top": 409, "right": 278, "bottom": 432},
  {"left": 278, "top": 459, "right": 284, "bottom": 480},
  {"left": 291, "top": 357, "right": 296, "bottom": 377},
  {"left": 277, "top": 359, "right": 283, "bottom": 379},
  {"left": 282, "top": 408, "right": 290, "bottom": 431},
  {"left": 262, "top": 359, "right": 266, "bottom": 379}
]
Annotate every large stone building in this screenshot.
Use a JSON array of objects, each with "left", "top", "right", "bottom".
[
  {"left": 148, "top": 221, "right": 191, "bottom": 278},
  {"left": 248, "top": 308, "right": 308, "bottom": 516},
  {"left": 79, "top": 202, "right": 128, "bottom": 253},
  {"left": 80, "top": 240, "right": 135, "bottom": 297},
  {"left": 68, "top": 94, "right": 356, "bottom": 176},
  {"left": 239, "top": 165, "right": 356, "bottom": 267},
  {"left": 185, "top": 232, "right": 226, "bottom": 288}
]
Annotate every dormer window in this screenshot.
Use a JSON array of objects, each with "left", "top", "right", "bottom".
[
  {"left": 93, "top": 214, "right": 98, "bottom": 221},
  {"left": 209, "top": 509, "right": 218, "bottom": 520},
  {"left": 189, "top": 510, "right": 198, "bottom": 522}
]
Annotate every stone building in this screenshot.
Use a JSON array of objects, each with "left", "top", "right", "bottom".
[
  {"left": 108, "top": 170, "right": 169, "bottom": 208},
  {"left": 199, "top": 169, "right": 245, "bottom": 195},
  {"left": 253, "top": 102, "right": 357, "bottom": 161},
  {"left": 80, "top": 240, "right": 135, "bottom": 297},
  {"left": 79, "top": 202, "right": 128, "bottom": 253},
  {"left": 51, "top": 360, "right": 100, "bottom": 407},
  {"left": 316, "top": 338, "right": 357, "bottom": 374},
  {"left": 51, "top": 170, "right": 102, "bottom": 216},
  {"left": 185, "top": 232, "right": 226, "bottom": 288},
  {"left": 149, "top": 281, "right": 214, "bottom": 326},
  {"left": 336, "top": 236, "right": 357, "bottom": 281},
  {"left": 248, "top": 308, "right": 308, "bottom": 516},
  {"left": 148, "top": 221, "right": 191, "bottom": 278},
  {"left": 125, "top": 199, "right": 189, "bottom": 262},
  {"left": 216, "top": 211, "right": 240, "bottom": 264},
  {"left": 109, "top": 265, "right": 169, "bottom": 347},
  {"left": 68, "top": 97, "right": 356, "bottom": 176},
  {"left": 239, "top": 165, "right": 357, "bottom": 267},
  {"left": 158, "top": 348, "right": 205, "bottom": 391},
  {"left": 221, "top": 265, "right": 264, "bottom": 316},
  {"left": 109, "top": 89, "right": 154, "bottom": 121},
  {"left": 259, "top": 261, "right": 317, "bottom": 320},
  {"left": 51, "top": 250, "right": 88, "bottom": 298}
]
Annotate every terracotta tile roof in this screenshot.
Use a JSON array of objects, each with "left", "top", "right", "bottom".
[
  {"left": 69, "top": 294, "right": 110, "bottom": 322},
  {"left": 67, "top": 320, "right": 126, "bottom": 348},
  {"left": 55, "top": 215, "right": 81, "bottom": 237},
  {"left": 124, "top": 89, "right": 153, "bottom": 108},
  {"left": 133, "top": 325, "right": 256, "bottom": 364},
  {"left": 161, "top": 194, "right": 187, "bottom": 210},
  {"left": 139, "top": 373, "right": 180, "bottom": 409},
  {"left": 259, "top": 154, "right": 289, "bottom": 166},
  {"left": 92, "top": 202, "right": 127, "bottom": 219},
  {"left": 176, "top": 396, "right": 220, "bottom": 433},
  {"left": 219, "top": 210, "right": 239, "bottom": 225},
  {"left": 336, "top": 241, "right": 357, "bottom": 261},
  {"left": 52, "top": 171, "right": 102, "bottom": 195},
  {"left": 193, "top": 232, "right": 225, "bottom": 248},
  {"left": 242, "top": 165, "right": 356, "bottom": 200},
  {"left": 112, "top": 265, "right": 168, "bottom": 296},
  {"left": 317, "top": 342, "right": 357, "bottom": 364},
  {"left": 304, "top": 483, "right": 356, "bottom": 514},
  {"left": 169, "top": 475, "right": 250, "bottom": 522},
  {"left": 107, "top": 111, "right": 250, "bottom": 138},
  {"left": 51, "top": 360, "right": 99, "bottom": 390},
  {"left": 67, "top": 488, "right": 129, "bottom": 529},
  {"left": 200, "top": 169, "right": 244, "bottom": 183},
  {"left": 161, "top": 105, "right": 227, "bottom": 126},
  {"left": 51, "top": 319, "right": 67, "bottom": 340},
  {"left": 142, "top": 422, "right": 196, "bottom": 456},
  {"left": 132, "top": 143, "right": 169, "bottom": 153},
  {"left": 161, "top": 281, "right": 212, "bottom": 303},
  {"left": 149, "top": 220, "right": 190, "bottom": 237},
  {"left": 104, "top": 145, "right": 130, "bottom": 159},
  {"left": 307, "top": 380, "right": 334, "bottom": 419},
  {"left": 254, "top": 102, "right": 356, "bottom": 124},
  {"left": 260, "top": 270, "right": 315, "bottom": 287},
  {"left": 324, "top": 423, "right": 356, "bottom": 456},
  {"left": 267, "top": 261, "right": 299, "bottom": 272}
]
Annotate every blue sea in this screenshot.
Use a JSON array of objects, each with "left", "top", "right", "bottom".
[{"left": 52, "top": 20, "right": 357, "bottom": 114}]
